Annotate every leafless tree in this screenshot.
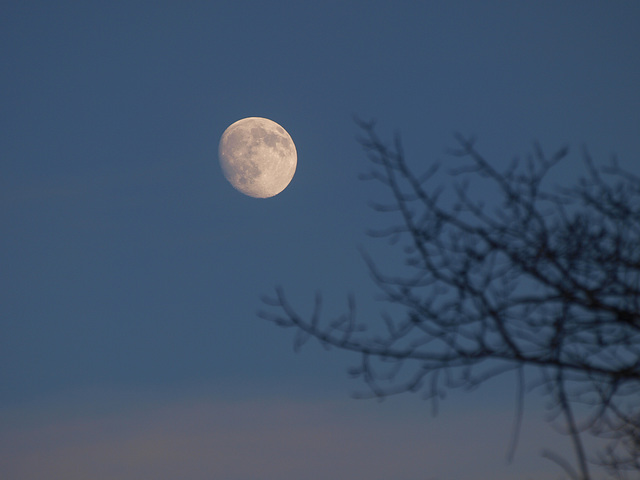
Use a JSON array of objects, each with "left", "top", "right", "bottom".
[{"left": 260, "top": 120, "right": 640, "bottom": 480}]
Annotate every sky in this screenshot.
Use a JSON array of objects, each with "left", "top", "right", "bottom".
[{"left": 1, "top": 1, "right": 639, "bottom": 479}]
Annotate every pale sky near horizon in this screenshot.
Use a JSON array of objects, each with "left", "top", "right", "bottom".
[{"left": 2, "top": 1, "right": 639, "bottom": 479}]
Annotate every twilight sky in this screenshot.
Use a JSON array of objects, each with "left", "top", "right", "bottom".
[{"left": 2, "top": 2, "right": 639, "bottom": 479}]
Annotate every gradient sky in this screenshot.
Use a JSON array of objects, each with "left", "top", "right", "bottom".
[{"left": 2, "top": 2, "right": 639, "bottom": 479}]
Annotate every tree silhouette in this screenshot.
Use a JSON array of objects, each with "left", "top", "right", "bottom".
[{"left": 260, "top": 120, "right": 640, "bottom": 480}]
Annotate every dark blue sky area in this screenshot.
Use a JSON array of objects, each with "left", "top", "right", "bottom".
[{"left": 1, "top": 2, "right": 639, "bottom": 479}]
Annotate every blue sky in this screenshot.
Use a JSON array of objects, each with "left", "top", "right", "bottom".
[{"left": 2, "top": 1, "right": 639, "bottom": 479}]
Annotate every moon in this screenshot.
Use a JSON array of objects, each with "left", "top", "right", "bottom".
[{"left": 218, "top": 117, "right": 297, "bottom": 198}]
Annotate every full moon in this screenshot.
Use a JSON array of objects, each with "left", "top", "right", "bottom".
[{"left": 218, "top": 117, "right": 297, "bottom": 198}]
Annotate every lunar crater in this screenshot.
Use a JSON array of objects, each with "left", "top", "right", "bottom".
[{"left": 218, "top": 117, "right": 297, "bottom": 198}]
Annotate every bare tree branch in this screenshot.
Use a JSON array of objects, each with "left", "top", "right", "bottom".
[{"left": 259, "top": 120, "right": 640, "bottom": 479}]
